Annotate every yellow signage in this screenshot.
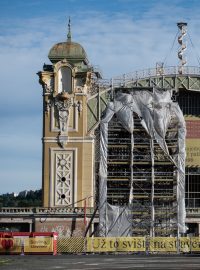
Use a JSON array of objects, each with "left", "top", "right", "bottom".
[
  {"left": 0, "top": 238, "right": 22, "bottom": 253},
  {"left": 149, "top": 237, "right": 177, "bottom": 252},
  {"left": 1, "top": 236, "right": 199, "bottom": 254},
  {"left": 190, "top": 237, "right": 200, "bottom": 252},
  {"left": 186, "top": 139, "right": 200, "bottom": 167},
  {"left": 179, "top": 237, "right": 190, "bottom": 253},
  {"left": 86, "top": 237, "right": 200, "bottom": 253},
  {"left": 87, "top": 237, "right": 145, "bottom": 252},
  {"left": 24, "top": 237, "right": 53, "bottom": 253}
]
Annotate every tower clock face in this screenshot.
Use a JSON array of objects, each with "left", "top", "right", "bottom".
[{"left": 58, "top": 66, "right": 72, "bottom": 93}]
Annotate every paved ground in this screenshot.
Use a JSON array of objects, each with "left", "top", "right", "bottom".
[{"left": 0, "top": 254, "right": 200, "bottom": 270}]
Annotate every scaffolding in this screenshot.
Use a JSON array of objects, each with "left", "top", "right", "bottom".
[
  {"left": 97, "top": 88, "right": 186, "bottom": 237},
  {"left": 105, "top": 115, "right": 178, "bottom": 236}
]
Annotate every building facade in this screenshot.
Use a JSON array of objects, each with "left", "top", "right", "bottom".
[
  {"left": 38, "top": 25, "right": 100, "bottom": 209},
  {"left": 1, "top": 23, "right": 200, "bottom": 237},
  {"left": 37, "top": 24, "right": 200, "bottom": 236}
]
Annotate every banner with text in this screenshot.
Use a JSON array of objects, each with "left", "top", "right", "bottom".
[
  {"left": 86, "top": 237, "right": 200, "bottom": 253},
  {"left": 87, "top": 237, "right": 145, "bottom": 252},
  {"left": 24, "top": 237, "right": 53, "bottom": 253},
  {"left": 186, "top": 139, "right": 200, "bottom": 167}
]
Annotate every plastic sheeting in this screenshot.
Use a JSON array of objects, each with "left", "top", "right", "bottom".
[{"left": 98, "top": 88, "right": 186, "bottom": 236}]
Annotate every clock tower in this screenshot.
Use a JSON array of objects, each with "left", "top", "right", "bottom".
[{"left": 38, "top": 20, "right": 100, "bottom": 207}]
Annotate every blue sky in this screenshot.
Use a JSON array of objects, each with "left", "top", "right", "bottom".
[{"left": 0, "top": 0, "right": 200, "bottom": 194}]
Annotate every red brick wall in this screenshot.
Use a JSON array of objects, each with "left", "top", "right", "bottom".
[{"left": 186, "top": 120, "right": 200, "bottom": 138}]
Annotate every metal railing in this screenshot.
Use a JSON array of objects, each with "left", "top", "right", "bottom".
[
  {"left": 95, "top": 66, "right": 200, "bottom": 92},
  {"left": 0, "top": 207, "right": 94, "bottom": 215},
  {"left": 112, "top": 65, "right": 200, "bottom": 85}
]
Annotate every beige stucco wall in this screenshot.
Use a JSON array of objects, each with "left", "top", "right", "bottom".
[{"left": 41, "top": 67, "right": 94, "bottom": 208}]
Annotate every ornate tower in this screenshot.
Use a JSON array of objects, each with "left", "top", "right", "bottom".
[{"left": 38, "top": 20, "right": 99, "bottom": 207}]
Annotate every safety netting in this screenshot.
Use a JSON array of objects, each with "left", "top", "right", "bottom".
[{"left": 98, "top": 88, "right": 186, "bottom": 236}]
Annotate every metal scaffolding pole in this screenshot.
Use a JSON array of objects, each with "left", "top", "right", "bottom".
[
  {"left": 176, "top": 167, "right": 180, "bottom": 253},
  {"left": 150, "top": 87, "right": 155, "bottom": 237},
  {"left": 150, "top": 138, "right": 155, "bottom": 237},
  {"left": 129, "top": 132, "right": 134, "bottom": 204}
]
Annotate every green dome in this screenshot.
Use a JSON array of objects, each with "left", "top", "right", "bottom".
[{"left": 48, "top": 41, "right": 89, "bottom": 64}]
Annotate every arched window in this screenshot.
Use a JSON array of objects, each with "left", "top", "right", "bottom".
[{"left": 58, "top": 66, "right": 72, "bottom": 93}]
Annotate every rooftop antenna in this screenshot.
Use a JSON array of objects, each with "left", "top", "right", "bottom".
[
  {"left": 67, "top": 17, "right": 71, "bottom": 42},
  {"left": 177, "top": 22, "right": 187, "bottom": 74}
]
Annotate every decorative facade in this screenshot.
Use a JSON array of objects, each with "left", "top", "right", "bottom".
[
  {"left": 2, "top": 21, "right": 200, "bottom": 238},
  {"left": 37, "top": 21, "right": 101, "bottom": 208},
  {"left": 35, "top": 21, "right": 200, "bottom": 237}
]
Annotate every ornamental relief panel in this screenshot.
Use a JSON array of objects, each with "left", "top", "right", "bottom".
[
  {"left": 39, "top": 75, "right": 54, "bottom": 94},
  {"left": 43, "top": 77, "right": 54, "bottom": 94},
  {"left": 53, "top": 104, "right": 76, "bottom": 130},
  {"left": 54, "top": 95, "right": 73, "bottom": 134},
  {"left": 54, "top": 151, "right": 74, "bottom": 206}
]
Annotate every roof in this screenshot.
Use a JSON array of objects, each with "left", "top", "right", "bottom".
[{"left": 48, "top": 41, "right": 89, "bottom": 64}]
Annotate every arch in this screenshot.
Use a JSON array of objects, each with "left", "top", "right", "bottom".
[
  {"left": 54, "top": 61, "right": 74, "bottom": 94},
  {"left": 58, "top": 66, "right": 72, "bottom": 93}
]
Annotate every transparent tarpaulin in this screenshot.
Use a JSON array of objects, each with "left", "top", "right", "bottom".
[{"left": 98, "top": 88, "right": 186, "bottom": 236}]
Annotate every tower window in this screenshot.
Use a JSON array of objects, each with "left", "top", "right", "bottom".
[{"left": 58, "top": 66, "right": 72, "bottom": 93}]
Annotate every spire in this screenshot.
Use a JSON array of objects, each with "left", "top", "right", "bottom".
[{"left": 67, "top": 17, "right": 72, "bottom": 42}]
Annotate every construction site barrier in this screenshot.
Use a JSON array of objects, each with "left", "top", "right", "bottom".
[
  {"left": 0, "top": 232, "right": 58, "bottom": 255},
  {"left": 57, "top": 237, "right": 200, "bottom": 254},
  {"left": 1, "top": 235, "right": 200, "bottom": 254}
]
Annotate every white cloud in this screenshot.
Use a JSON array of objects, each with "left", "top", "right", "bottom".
[{"left": 1, "top": 1, "right": 200, "bottom": 193}]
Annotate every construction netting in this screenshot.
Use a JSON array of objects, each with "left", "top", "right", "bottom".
[{"left": 98, "top": 88, "right": 186, "bottom": 236}]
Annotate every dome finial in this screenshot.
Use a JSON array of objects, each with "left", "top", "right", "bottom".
[{"left": 67, "top": 17, "right": 72, "bottom": 42}]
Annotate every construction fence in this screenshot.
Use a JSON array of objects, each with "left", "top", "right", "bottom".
[
  {"left": 0, "top": 232, "right": 57, "bottom": 255},
  {"left": 57, "top": 237, "right": 200, "bottom": 254},
  {"left": 0, "top": 237, "right": 57, "bottom": 254},
  {"left": 2, "top": 236, "right": 200, "bottom": 254}
]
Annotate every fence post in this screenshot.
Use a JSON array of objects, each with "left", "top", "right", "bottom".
[
  {"left": 176, "top": 234, "right": 180, "bottom": 254},
  {"left": 20, "top": 238, "right": 24, "bottom": 256},
  {"left": 85, "top": 237, "right": 88, "bottom": 254},
  {"left": 145, "top": 236, "right": 149, "bottom": 255}
]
